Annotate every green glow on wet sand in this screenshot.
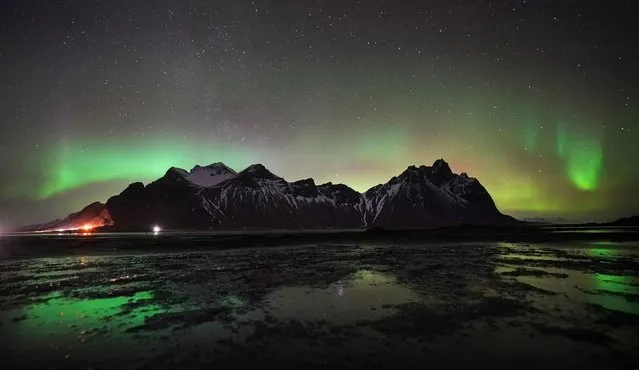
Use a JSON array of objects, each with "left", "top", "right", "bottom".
[
  {"left": 587, "top": 274, "right": 639, "bottom": 314},
  {"left": 10, "top": 290, "right": 162, "bottom": 343},
  {"left": 592, "top": 274, "right": 632, "bottom": 293},
  {"left": 588, "top": 248, "right": 614, "bottom": 257}
]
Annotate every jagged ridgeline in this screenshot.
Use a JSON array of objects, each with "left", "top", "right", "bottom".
[{"left": 26, "top": 159, "right": 517, "bottom": 231}]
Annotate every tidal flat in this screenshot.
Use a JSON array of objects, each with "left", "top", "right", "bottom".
[{"left": 1, "top": 233, "right": 638, "bottom": 369}]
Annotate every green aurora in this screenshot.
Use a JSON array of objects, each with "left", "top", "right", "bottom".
[
  {"left": 556, "top": 122, "right": 603, "bottom": 191},
  {"left": 0, "top": 110, "right": 630, "bottom": 226},
  {"left": 38, "top": 136, "right": 256, "bottom": 200},
  {"left": 1, "top": 0, "right": 637, "bottom": 227}
]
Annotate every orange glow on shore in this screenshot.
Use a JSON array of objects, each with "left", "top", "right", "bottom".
[{"left": 47, "top": 224, "right": 95, "bottom": 234}]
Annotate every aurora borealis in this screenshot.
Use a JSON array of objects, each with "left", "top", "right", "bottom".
[{"left": 0, "top": 0, "right": 637, "bottom": 227}]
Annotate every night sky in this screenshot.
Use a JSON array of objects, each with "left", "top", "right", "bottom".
[{"left": 0, "top": 0, "right": 637, "bottom": 228}]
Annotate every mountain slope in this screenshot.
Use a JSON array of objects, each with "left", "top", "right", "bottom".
[
  {"left": 105, "top": 167, "right": 217, "bottom": 230},
  {"left": 20, "top": 202, "right": 113, "bottom": 232},
  {"left": 32, "top": 159, "right": 514, "bottom": 231},
  {"left": 105, "top": 163, "right": 364, "bottom": 230},
  {"left": 179, "top": 162, "right": 237, "bottom": 187},
  {"left": 201, "top": 165, "right": 364, "bottom": 229},
  {"left": 363, "top": 159, "right": 510, "bottom": 228}
]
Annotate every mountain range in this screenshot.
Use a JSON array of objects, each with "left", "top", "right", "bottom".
[{"left": 26, "top": 159, "right": 518, "bottom": 232}]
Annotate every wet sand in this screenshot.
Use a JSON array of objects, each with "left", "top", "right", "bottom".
[{"left": 1, "top": 232, "right": 638, "bottom": 369}]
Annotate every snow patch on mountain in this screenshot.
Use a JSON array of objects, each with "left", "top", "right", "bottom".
[{"left": 174, "top": 162, "right": 238, "bottom": 187}]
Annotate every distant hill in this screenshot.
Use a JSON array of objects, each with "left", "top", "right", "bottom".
[
  {"left": 19, "top": 202, "right": 113, "bottom": 232},
  {"left": 607, "top": 215, "right": 639, "bottom": 226},
  {"left": 521, "top": 217, "right": 571, "bottom": 224}
]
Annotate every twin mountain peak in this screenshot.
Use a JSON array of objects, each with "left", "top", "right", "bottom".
[{"left": 34, "top": 159, "right": 516, "bottom": 232}]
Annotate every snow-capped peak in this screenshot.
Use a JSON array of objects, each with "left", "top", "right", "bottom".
[
  {"left": 166, "top": 166, "right": 189, "bottom": 176},
  {"left": 239, "top": 164, "right": 279, "bottom": 179},
  {"left": 185, "top": 162, "right": 236, "bottom": 187},
  {"left": 163, "top": 162, "right": 237, "bottom": 187},
  {"left": 191, "top": 162, "right": 236, "bottom": 175}
]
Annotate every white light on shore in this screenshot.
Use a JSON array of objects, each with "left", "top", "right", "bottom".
[{"left": 152, "top": 225, "right": 161, "bottom": 234}]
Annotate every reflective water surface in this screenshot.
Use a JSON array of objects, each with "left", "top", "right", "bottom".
[{"left": 1, "top": 238, "right": 638, "bottom": 369}]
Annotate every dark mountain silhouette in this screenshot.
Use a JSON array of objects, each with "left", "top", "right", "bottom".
[
  {"left": 607, "top": 215, "right": 639, "bottom": 226},
  {"left": 363, "top": 160, "right": 510, "bottom": 228},
  {"left": 521, "top": 217, "right": 571, "bottom": 224},
  {"left": 25, "top": 159, "right": 516, "bottom": 232},
  {"left": 20, "top": 201, "right": 113, "bottom": 232}
]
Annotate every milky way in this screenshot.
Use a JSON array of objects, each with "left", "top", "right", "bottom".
[{"left": 0, "top": 0, "right": 637, "bottom": 227}]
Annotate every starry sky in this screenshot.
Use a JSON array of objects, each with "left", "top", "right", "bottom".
[{"left": 0, "top": 0, "right": 637, "bottom": 228}]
